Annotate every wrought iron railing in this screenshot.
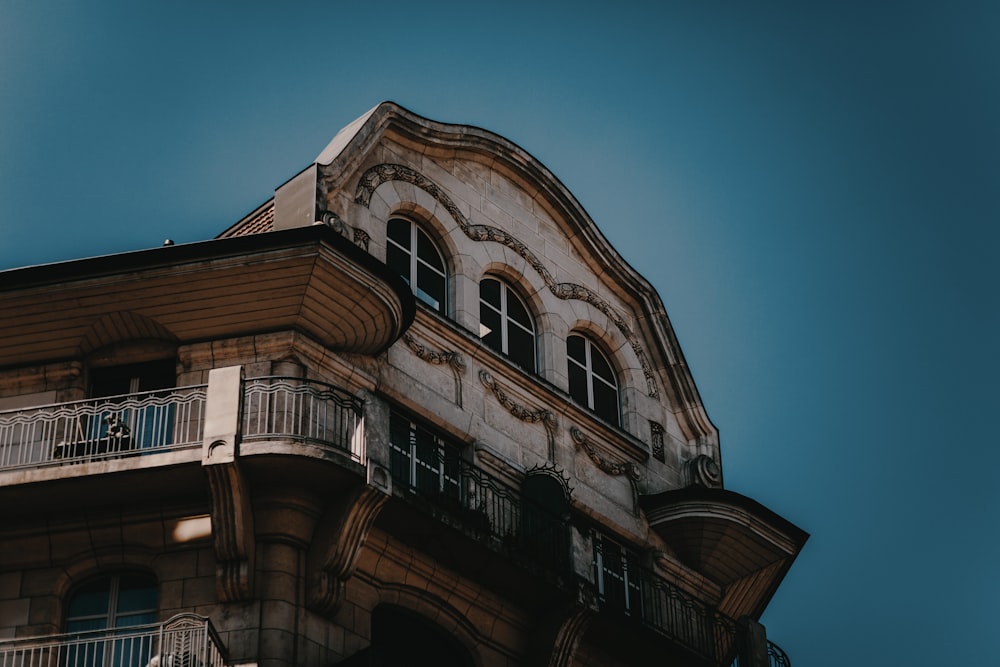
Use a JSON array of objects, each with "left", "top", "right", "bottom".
[
  {"left": 0, "top": 386, "right": 207, "bottom": 470},
  {"left": 766, "top": 640, "right": 791, "bottom": 667},
  {"left": 390, "top": 452, "right": 570, "bottom": 572},
  {"left": 594, "top": 535, "right": 740, "bottom": 665},
  {"left": 242, "top": 377, "right": 364, "bottom": 460},
  {"left": 0, "top": 612, "right": 227, "bottom": 667}
]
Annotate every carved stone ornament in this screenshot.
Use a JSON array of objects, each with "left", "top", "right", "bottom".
[
  {"left": 649, "top": 420, "right": 665, "bottom": 463},
  {"left": 479, "top": 369, "right": 557, "bottom": 460},
  {"left": 402, "top": 333, "right": 466, "bottom": 406},
  {"left": 570, "top": 427, "right": 640, "bottom": 480},
  {"left": 355, "top": 163, "right": 660, "bottom": 398},
  {"left": 321, "top": 211, "right": 370, "bottom": 251},
  {"left": 688, "top": 453, "right": 723, "bottom": 488},
  {"left": 571, "top": 426, "right": 641, "bottom": 516}
]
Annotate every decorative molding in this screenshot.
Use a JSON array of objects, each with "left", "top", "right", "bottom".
[
  {"left": 402, "top": 333, "right": 465, "bottom": 406},
  {"left": 307, "top": 483, "right": 390, "bottom": 616},
  {"left": 688, "top": 454, "right": 723, "bottom": 488},
  {"left": 524, "top": 463, "right": 574, "bottom": 500},
  {"left": 649, "top": 420, "right": 665, "bottom": 463},
  {"left": 571, "top": 426, "right": 641, "bottom": 516},
  {"left": 570, "top": 427, "right": 640, "bottom": 480},
  {"left": 352, "top": 227, "right": 371, "bottom": 252},
  {"left": 355, "top": 163, "right": 659, "bottom": 398},
  {"left": 479, "top": 369, "right": 557, "bottom": 460},
  {"left": 321, "top": 211, "right": 370, "bottom": 251}
]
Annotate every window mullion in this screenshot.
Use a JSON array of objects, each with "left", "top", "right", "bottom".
[{"left": 585, "top": 342, "right": 596, "bottom": 410}]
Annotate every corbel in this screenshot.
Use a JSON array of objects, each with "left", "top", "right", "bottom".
[
  {"left": 201, "top": 366, "right": 255, "bottom": 601},
  {"left": 306, "top": 463, "right": 392, "bottom": 616}
]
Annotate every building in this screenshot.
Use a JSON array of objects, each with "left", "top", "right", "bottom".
[{"left": 0, "top": 102, "right": 807, "bottom": 667}]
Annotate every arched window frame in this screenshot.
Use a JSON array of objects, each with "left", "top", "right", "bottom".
[
  {"left": 65, "top": 571, "right": 158, "bottom": 633},
  {"left": 567, "top": 333, "right": 621, "bottom": 427},
  {"left": 478, "top": 276, "right": 537, "bottom": 373},
  {"left": 386, "top": 217, "right": 448, "bottom": 316}
]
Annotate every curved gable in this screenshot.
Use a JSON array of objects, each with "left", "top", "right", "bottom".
[{"left": 308, "top": 102, "right": 716, "bottom": 446}]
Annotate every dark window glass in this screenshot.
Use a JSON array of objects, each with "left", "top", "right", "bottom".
[
  {"left": 566, "top": 334, "right": 619, "bottom": 427},
  {"left": 386, "top": 218, "right": 447, "bottom": 315},
  {"left": 386, "top": 218, "right": 410, "bottom": 247},
  {"left": 90, "top": 360, "right": 175, "bottom": 398},
  {"left": 507, "top": 326, "right": 535, "bottom": 373},
  {"left": 66, "top": 573, "right": 157, "bottom": 634},
  {"left": 479, "top": 277, "right": 536, "bottom": 373},
  {"left": 566, "top": 334, "right": 586, "bottom": 364},
  {"left": 389, "top": 411, "right": 461, "bottom": 501},
  {"left": 568, "top": 361, "right": 589, "bottom": 406},
  {"left": 479, "top": 302, "right": 503, "bottom": 352}
]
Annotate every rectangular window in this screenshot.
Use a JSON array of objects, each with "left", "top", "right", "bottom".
[{"left": 389, "top": 411, "right": 461, "bottom": 500}]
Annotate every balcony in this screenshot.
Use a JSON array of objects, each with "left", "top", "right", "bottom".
[
  {"left": 380, "top": 438, "right": 571, "bottom": 602},
  {"left": 241, "top": 376, "right": 364, "bottom": 461},
  {"left": 0, "top": 385, "right": 208, "bottom": 470},
  {"left": 0, "top": 375, "right": 366, "bottom": 477},
  {"left": 593, "top": 536, "right": 794, "bottom": 667},
  {"left": 0, "top": 613, "right": 227, "bottom": 667}
]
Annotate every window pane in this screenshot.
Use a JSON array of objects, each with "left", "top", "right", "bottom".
[
  {"left": 386, "top": 219, "right": 410, "bottom": 248},
  {"left": 386, "top": 243, "right": 411, "bottom": 283},
  {"left": 116, "top": 575, "right": 157, "bottom": 613},
  {"left": 589, "top": 346, "right": 616, "bottom": 386},
  {"left": 116, "top": 612, "right": 156, "bottom": 627},
  {"left": 504, "top": 287, "right": 533, "bottom": 331},
  {"left": 567, "top": 335, "right": 586, "bottom": 364},
  {"left": 416, "top": 262, "right": 445, "bottom": 312},
  {"left": 507, "top": 325, "right": 536, "bottom": 372},
  {"left": 568, "top": 362, "right": 589, "bottom": 406},
  {"left": 68, "top": 579, "right": 111, "bottom": 618},
  {"left": 389, "top": 414, "right": 413, "bottom": 484},
  {"left": 480, "top": 304, "right": 502, "bottom": 352},
  {"left": 416, "top": 230, "right": 445, "bottom": 273},
  {"left": 67, "top": 618, "right": 107, "bottom": 633},
  {"left": 593, "top": 381, "right": 620, "bottom": 427},
  {"left": 479, "top": 278, "right": 501, "bottom": 308}
]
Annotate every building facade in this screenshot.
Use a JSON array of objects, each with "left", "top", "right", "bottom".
[{"left": 0, "top": 102, "right": 806, "bottom": 667}]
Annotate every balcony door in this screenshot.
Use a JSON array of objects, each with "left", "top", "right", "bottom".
[{"left": 88, "top": 360, "right": 176, "bottom": 453}]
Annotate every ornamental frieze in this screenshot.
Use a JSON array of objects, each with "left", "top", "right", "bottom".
[
  {"left": 401, "top": 333, "right": 465, "bottom": 406},
  {"left": 479, "top": 369, "right": 557, "bottom": 460}
]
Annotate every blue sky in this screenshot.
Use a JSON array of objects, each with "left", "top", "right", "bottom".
[{"left": 2, "top": 1, "right": 997, "bottom": 664}]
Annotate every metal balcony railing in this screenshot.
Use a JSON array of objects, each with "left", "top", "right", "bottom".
[
  {"left": 766, "top": 640, "right": 791, "bottom": 667},
  {"left": 594, "top": 535, "right": 740, "bottom": 665},
  {"left": 390, "top": 453, "right": 570, "bottom": 573},
  {"left": 0, "top": 386, "right": 208, "bottom": 471},
  {"left": 0, "top": 613, "right": 227, "bottom": 667},
  {"left": 242, "top": 377, "right": 364, "bottom": 461}
]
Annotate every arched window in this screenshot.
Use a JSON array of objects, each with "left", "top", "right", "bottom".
[
  {"left": 567, "top": 334, "right": 620, "bottom": 427},
  {"left": 65, "top": 572, "right": 158, "bottom": 666},
  {"left": 479, "top": 277, "right": 536, "bottom": 373},
  {"left": 66, "top": 572, "right": 158, "bottom": 633},
  {"left": 386, "top": 218, "right": 447, "bottom": 315}
]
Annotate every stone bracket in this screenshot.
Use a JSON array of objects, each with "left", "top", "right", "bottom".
[
  {"left": 201, "top": 366, "right": 255, "bottom": 602},
  {"left": 306, "top": 465, "right": 391, "bottom": 616}
]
